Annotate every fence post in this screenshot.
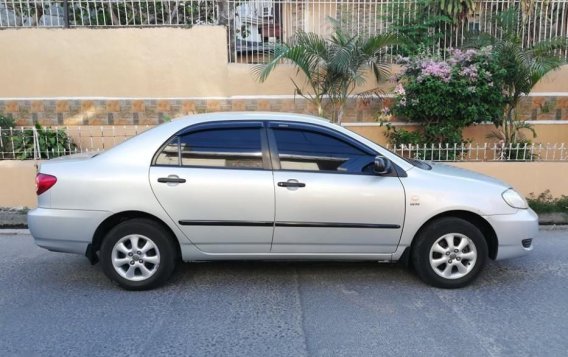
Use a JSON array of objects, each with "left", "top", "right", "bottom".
[
  {"left": 32, "top": 127, "right": 40, "bottom": 160},
  {"left": 63, "top": 0, "right": 70, "bottom": 28}
]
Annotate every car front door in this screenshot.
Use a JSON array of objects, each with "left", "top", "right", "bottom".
[
  {"left": 149, "top": 121, "right": 274, "bottom": 253},
  {"left": 268, "top": 122, "right": 405, "bottom": 254}
]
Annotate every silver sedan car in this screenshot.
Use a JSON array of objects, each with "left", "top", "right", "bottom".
[{"left": 28, "top": 112, "right": 538, "bottom": 290}]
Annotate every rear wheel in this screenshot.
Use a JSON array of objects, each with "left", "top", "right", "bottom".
[
  {"left": 411, "top": 217, "right": 488, "bottom": 289},
  {"left": 100, "top": 219, "right": 177, "bottom": 290}
]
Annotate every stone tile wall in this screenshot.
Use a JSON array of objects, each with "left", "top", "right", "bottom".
[{"left": 0, "top": 96, "right": 566, "bottom": 126}]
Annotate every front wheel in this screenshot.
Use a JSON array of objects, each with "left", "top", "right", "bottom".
[
  {"left": 411, "top": 217, "right": 488, "bottom": 289},
  {"left": 100, "top": 219, "right": 177, "bottom": 290}
]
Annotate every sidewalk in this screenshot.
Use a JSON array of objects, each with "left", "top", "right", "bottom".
[{"left": 0, "top": 208, "right": 27, "bottom": 229}]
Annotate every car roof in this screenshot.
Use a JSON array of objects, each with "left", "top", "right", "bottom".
[{"left": 167, "top": 112, "right": 331, "bottom": 128}]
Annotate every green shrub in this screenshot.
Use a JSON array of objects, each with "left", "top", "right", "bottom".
[
  {"left": 12, "top": 123, "right": 77, "bottom": 160},
  {"left": 383, "top": 123, "right": 423, "bottom": 146},
  {"left": 385, "top": 0, "right": 453, "bottom": 57},
  {"left": 0, "top": 114, "right": 16, "bottom": 129},
  {"left": 0, "top": 114, "right": 16, "bottom": 159},
  {"left": 468, "top": 8, "right": 567, "bottom": 148},
  {"left": 527, "top": 190, "right": 568, "bottom": 214},
  {"left": 392, "top": 47, "right": 507, "bottom": 145}
]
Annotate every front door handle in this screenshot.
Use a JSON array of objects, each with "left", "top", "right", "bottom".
[
  {"left": 277, "top": 181, "right": 306, "bottom": 188},
  {"left": 158, "top": 176, "right": 186, "bottom": 184}
]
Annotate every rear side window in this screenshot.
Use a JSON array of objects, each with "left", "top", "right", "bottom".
[
  {"left": 155, "top": 127, "right": 264, "bottom": 169},
  {"left": 155, "top": 138, "right": 180, "bottom": 166},
  {"left": 273, "top": 128, "right": 373, "bottom": 173}
]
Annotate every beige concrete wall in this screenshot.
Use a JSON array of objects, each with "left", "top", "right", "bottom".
[
  {"left": 0, "top": 160, "right": 565, "bottom": 208},
  {"left": 0, "top": 27, "right": 565, "bottom": 98},
  {"left": 0, "top": 27, "right": 368, "bottom": 98},
  {"left": 31, "top": 122, "right": 568, "bottom": 152},
  {"left": 347, "top": 123, "right": 568, "bottom": 147},
  {"left": 0, "top": 27, "right": 299, "bottom": 98},
  {"left": 451, "top": 162, "right": 568, "bottom": 198},
  {"left": 533, "top": 66, "right": 568, "bottom": 93},
  {"left": 0, "top": 160, "right": 37, "bottom": 208}
]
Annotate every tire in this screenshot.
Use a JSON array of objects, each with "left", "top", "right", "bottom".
[
  {"left": 411, "top": 217, "right": 488, "bottom": 289},
  {"left": 100, "top": 218, "right": 178, "bottom": 290}
]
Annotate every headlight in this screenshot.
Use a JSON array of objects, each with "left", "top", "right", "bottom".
[{"left": 502, "top": 189, "right": 528, "bottom": 209}]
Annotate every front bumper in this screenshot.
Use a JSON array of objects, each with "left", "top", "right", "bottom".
[
  {"left": 28, "top": 208, "right": 111, "bottom": 255},
  {"left": 485, "top": 208, "right": 539, "bottom": 260}
]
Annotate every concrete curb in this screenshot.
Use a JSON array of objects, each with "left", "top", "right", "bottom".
[
  {"left": 539, "top": 225, "right": 568, "bottom": 231},
  {"left": 0, "top": 229, "right": 30, "bottom": 235},
  {"left": 538, "top": 213, "right": 568, "bottom": 226}
]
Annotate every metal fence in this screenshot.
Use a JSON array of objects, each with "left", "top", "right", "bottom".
[
  {"left": 1, "top": 125, "right": 567, "bottom": 161},
  {"left": 1, "top": 1, "right": 567, "bottom": 62},
  {"left": 227, "top": 0, "right": 568, "bottom": 62},
  {"left": 0, "top": 125, "right": 151, "bottom": 160},
  {"left": 0, "top": 0, "right": 218, "bottom": 27},
  {"left": 386, "top": 142, "right": 568, "bottom": 161}
]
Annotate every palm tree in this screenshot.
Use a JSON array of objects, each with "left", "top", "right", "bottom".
[
  {"left": 437, "top": 0, "right": 475, "bottom": 23},
  {"left": 471, "top": 8, "right": 567, "bottom": 146},
  {"left": 253, "top": 23, "right": 396, "bottom": 124}
]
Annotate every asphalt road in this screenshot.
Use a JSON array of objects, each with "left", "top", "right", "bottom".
[{"left": 1, "top": 229, "right": 567, "bottom": 357}]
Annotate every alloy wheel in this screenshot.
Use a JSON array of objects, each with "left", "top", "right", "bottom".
[
  {"left": 429, "top": 233, "right": 477, "bottom": 280},
  {"left": 111, "top": 234, "right": 161, "bottom": 281}
]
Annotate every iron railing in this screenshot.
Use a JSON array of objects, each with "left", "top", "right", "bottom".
[
  {"left": 1, "top": 125, "right": 567, "bottom": 161},
  {"left": 226, "top": 0, "right": 568, "bottom": 62},
  {"left": 0, "top": 125, "right": 151, "bottom": 160},
  {"left": 1, "top": 1, "right": 567, "bottom": 61},
  {"left": 0, "top": 0, "right": 218, "bottom": 27},
  {"left": 386, "top": 142, "right": 568, "bottom": 161}
]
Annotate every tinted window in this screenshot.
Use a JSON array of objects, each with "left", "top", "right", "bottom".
[
  {"left": 273, "top": 128, "right": 373, "bottom": 172},
  {"left": 155, "top": 138, "right": 180, "bottom": 166},
  {"left": 179, "top": 128, "right": 264, "bottom": 169}
]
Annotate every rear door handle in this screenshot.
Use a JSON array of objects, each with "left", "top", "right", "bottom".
[
  {"left": 158, "top": 176, "right": 186, "bottom": 184},
  {"left": 277, "top": 181, "right": 306, "bottom": 188}
]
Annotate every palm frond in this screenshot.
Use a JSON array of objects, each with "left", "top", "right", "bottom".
[
  {"left": 530, "top": 37, "right": 568, "bottom": 58},
  {"left": 357, "top": 87, "right": 385, "bottom": 102},
  {"left": 251, "top": 43, "right": 292, "bottom": 83},
  {"left": 463, "top": 31, "right": 494, "bottom": 48},
  {"left": 371, "top": 61, "right": 392, "bottom": 83},
  {"left": 252, "top": 18, "right": 394, "bottom": 122},
  {"left": 361, "top": 33, "right": 397, "bottom": 56},
  {"left": 494, "top": 7, "right": 520, "bottom": 42}
]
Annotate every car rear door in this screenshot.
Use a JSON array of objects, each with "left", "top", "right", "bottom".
[
  {"left": 149, "top": 121, "right": 275, "bottom": 253},
  {"left": 268, "top": 122, "right": 405, "bottom": 254}
]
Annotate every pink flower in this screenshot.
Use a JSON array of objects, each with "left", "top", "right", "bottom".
[
  {"left": 420, "top": 60, "right": 452, "bottom": 81},
  {"left": 460, "top": 65, "right": 478, "bottom": 80},
  {"left": 394, "top": 83, "right": 406, "bottom": 95}
]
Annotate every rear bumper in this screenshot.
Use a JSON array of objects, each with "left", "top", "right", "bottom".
[
  {"left": 485, "top": 208, "right": 539, "bottom": 260},
  {"left": 28, "top": 208, "right": 111, "bottom": 255}
]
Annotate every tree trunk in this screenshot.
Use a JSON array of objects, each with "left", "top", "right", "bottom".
[{"left": 217, "top": 0, "right": 235, "bottom": 61}]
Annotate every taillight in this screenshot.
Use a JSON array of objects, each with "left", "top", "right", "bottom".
[{"left": 36, "top": 173, "right": 57, "bottom": 195}]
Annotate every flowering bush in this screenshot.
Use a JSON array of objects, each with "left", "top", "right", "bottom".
[{"left": 391, "top": 47, "right": 507, "bottom": 144}]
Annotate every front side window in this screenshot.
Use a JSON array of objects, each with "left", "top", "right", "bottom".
[
  {"left": 155, "top": 127, "right": 264, "bottom": 169},
  {"left": 181, "top": 128, "right": 263, "bottom": 169},
  {"left": 273, "top": 128, "right": 373, "bottom": 173}
]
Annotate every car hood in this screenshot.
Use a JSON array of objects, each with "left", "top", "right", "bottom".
[{"left": 427, "top": 162, "right": 510, "bottom": 188}]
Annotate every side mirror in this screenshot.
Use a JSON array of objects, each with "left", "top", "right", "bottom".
[{"left": 374, "top": 156, "right": 392, "bottom": 175}]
